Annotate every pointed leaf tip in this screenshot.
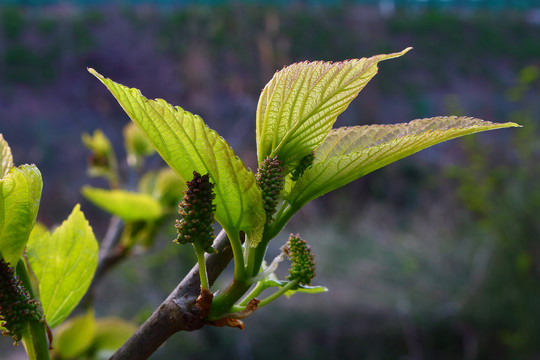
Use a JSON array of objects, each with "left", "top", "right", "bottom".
[
  {"left": 256, "top": 49, "right": 411, "bottom": 168},
  {"left": 26, "top": 204, "right": 98, "bottom": 328},
  {"left": 287, "top": 116, "right": 519, "bottom": 210}
]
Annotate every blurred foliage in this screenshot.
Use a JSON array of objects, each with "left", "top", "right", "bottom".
[{"left": 447, "top": 65, "right": 540, "bottom": 358}]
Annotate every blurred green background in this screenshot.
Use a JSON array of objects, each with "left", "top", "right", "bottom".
[{"left": 1, "top": 1, "right": 539, "bottom": 359}]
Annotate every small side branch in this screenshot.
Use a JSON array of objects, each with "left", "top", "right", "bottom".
[{"left": 110, "top": 230, "right": 232, "bottom": 360}]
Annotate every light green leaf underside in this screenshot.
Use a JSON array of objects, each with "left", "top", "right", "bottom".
[
  {"left": 0, "top": 164, "right": 42, "bottom": 265},
  {"left": 288, "top": 117, "right": 520, "bottom": 209},
  {"left": 92, "top": 317, "right": 138, "bottom": 351},
  {"left": 138, "top": 168, "right": 186, "bottom": 208},
  {"left": 256, "top": 48, "right": 411, "bottom": 166},
  {"left": 82, "top": 186, "right": 163, "bottom": 222},
  {"left": 53, "top": 310, "right": 96, "bottom": 359},
  {"left": 262, "top": 279, "right": 328, "bottom": 297},
  {"left": 89, "top": 69, "right": 265, "bottom": 245},
  {"left": 0, "top": 134, "right": 13, "bottom": 179},
  {"left": 26, "top": 204, "right": 98, "bottom": 328}
]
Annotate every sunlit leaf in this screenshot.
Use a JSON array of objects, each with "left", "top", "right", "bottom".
[
  {"left": 89, "top": 69, "right": 265, "bottom": 245},
  {"left": 287, "top": 117, "right": 520, "bottom": 209},
  {"left": 138, "top": 168, "right": 186, "bottom": 208},
  {"left": 0, "top": 164, "right": 42, "bottom": 265},
  {"left": 0, "top": 134, "right": 13, "bottom": 179},
  {"left": 81, "top": 129, "right": 113, "bottom": 157},
  {"left": 53, "top": 310, "right": 96, "bottom": 359},
  {"left": 26, "top": 204, "right": 98, "bottom": 328},
  {"left": 82, "top": 186, "right": 163, "bottom": 222},
  {"left": 256, "top": 48, "right": 411, "bottom": 167}
]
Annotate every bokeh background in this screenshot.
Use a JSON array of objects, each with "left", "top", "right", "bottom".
[{"left": 1, "top": 0, "right": 539, "bottom": 359}]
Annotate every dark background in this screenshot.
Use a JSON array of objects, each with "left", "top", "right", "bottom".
[{"left": 1, "top": 1, "right": 539, "bottom": 359}]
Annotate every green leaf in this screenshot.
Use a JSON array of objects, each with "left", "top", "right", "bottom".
[
  {"left": 81, "top": 129, "right": 114, "bottom": 157},
  {"left": 138, "top": 168, "right": 186, "bottom": 208},
  {"left": 89, "top": 68, "right": 266, "bottom": 245},
  {"left": 81, "top": 129, "right": 119, "bottom": 182},
  {"left": 0, "top": 134, "right": 13, "bottom": 179},
  {"left": 287, "top": 117, "right": 520, "bottom": 209},
  {"left": 0, "top": 164, "right": 42, "bottom": 265},
  {"left": 262, "top": 279, "right": 328, "bottom": 297},
  {"left": 124, "top": 122, "right": 155, "bottom": 157},
  {"left": 82, "top": 186, "right": 163, "bottom": 222},
  {"left": 92, "top": 317, "right": 137, "bottom": 352},
  {"left": 53, "top": 310, "right": 96, "bottom": 359},
  {"left": 256, "top": 48, "right": 411, "bottom": 167},
  {"left": 26, "top": 204, "right": 98, "bottom": 328}
]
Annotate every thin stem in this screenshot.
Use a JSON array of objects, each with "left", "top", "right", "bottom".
[
  {"left": 246, "top": 203, "right": 298, "bottom": 279},
  {"left": 274, "top": 200, "right": 289, "bottom": 221},
  {"left": 238, "top": 281, "right": 268, "bottom": 307},
  {"left": 21, "top": 324, "right": 36, "bottom": 360},
  {"left": 192, "top": 243, "right": 209, "bottom": 290},
  {"left": 16, "top": 261, "right": 50, "bottom": 360},
  {"left": 250, "top": 252, "right": 286, "bottom": 283},
  {"left": 258, "top": 280, "right": 298, "bottom": 307},
  {"left": 225, "top": 229, "right": 246, "bottom": 281},
  {"left": 111, "top": 231, "right": 234, "bottom": 360}
]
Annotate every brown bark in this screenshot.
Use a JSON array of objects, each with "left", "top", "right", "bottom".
[{"left": 110, "top": 231, "right": 233, "bottom": 360}]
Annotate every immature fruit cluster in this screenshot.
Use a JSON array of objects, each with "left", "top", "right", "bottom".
[
  {"left": 0, "top": 259, "right": 43, "bottom": 345},
  {"left": 283, "top": 234, "right": 316, "bottom": 286},
  {"left": 174, "top": 171, "right": 217, "bottom": 253},
  {"left": 256, "top": 156, "right": 285, "bottom": 223},
  {"left": 291, "top": 151, "right": 315, "bottom": 181}
]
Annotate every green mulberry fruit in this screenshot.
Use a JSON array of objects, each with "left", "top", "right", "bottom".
[
  {"left": 283, "top": 234, "right": 316, "bottom": 286},
  {"left": 256, "top": 156, "right": 285, "bottom": 224},
  {"left": 0, "top": 259, "right": 43, "bottom": 346},
  {"left": 174, "top": 171, "right": 217, "bottom": 254},
  {"left": 291, "top": 151, "right": 315, "bottom": 181}
]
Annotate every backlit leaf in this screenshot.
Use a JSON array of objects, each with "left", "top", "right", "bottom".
[
  {"left": 0, "top": 134, "right": 13, "bottom": 179},
  {"left": 288, "top": 117, "right": 520, "bottom": 209},
  {"left": 0, "top": 164, "right": 42, "bottom": 265},
  {"left": 26, "top": 204, "right": 98, "bottom": 328},
  {"left": 89, "top": 69, "right": 265, "bottom": 245},
  {"left": 256, "top": 48, "right": 411, "bottom": 167},
  {"left": 82, "top": 186, "right": 163, "bottom": 222},
  {"left": 92, "top": 317, "right": 138, "bottom": 351},
  {"left": 53, "top": 310, "right": 96, "bottom": 359}
]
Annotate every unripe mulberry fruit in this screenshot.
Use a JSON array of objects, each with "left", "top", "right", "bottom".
[
  {"left": 283, "top": 234, "right": 316, "bottom": 286},
  {"left": 0, "top": 259, "right": 43, "bottom": 346},
  {"left": 174, "top": 171, "right": 217, "bottom": 253},
  {"left": 256, "top": 156, "right": 285, "bottom": 224},
  {"left": 291, "top": 151, "right": 315, "bottom": 181}
]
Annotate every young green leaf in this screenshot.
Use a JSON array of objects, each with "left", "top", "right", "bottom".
[
  {"left": 287, "top": 117, "right": 520, "bottom": 210},
  {"left": 138, "top": 168, "right": 186, "bottom": 208},
  {"left": 256, "top": 48, "right": 411, "bottom": 168},
  {"left": 262, "top": 279, "right": 328, "bottom": 297},
  {"left": 91, "top": 317, "right": 138, "bottom": 354},
  {"left": 89, "top": 69, "right": 266, "bottom": 245},
  {"left": 82, "top": 186, "right": 163, "bottom": 222},
  {"left": 0, "top": 165, "right": 42, "bottom": 266},
  {"left": 0, "top": 134, "right": 13, "bottom": 179},
  {"left": 53, "top": 310, "right": 96, "bottom": 359},
  {"left": 26, "top": 204, "right": 98, "bottom": 328}
]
